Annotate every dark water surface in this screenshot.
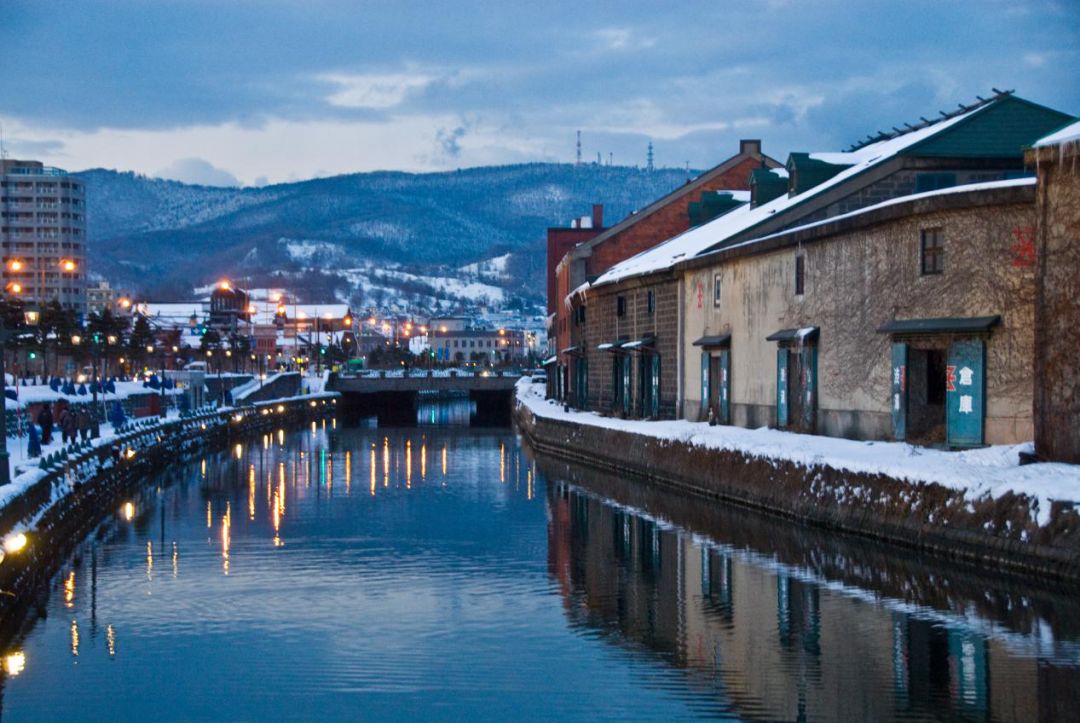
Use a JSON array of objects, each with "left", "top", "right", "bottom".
[{"left": 2, "top": 406, "right": 1079, "bottom": 721}]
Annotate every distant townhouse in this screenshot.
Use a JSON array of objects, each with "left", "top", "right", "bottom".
[
  {"left": 568, "top": 91, "right": 1073, "bottom": 451},
  {"left": 553, "top": 140, "right": 781, "bottom": 406}
]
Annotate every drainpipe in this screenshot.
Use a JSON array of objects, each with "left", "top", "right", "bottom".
[{"left": 676, "top": 274, "right": 684, "bottom": 419}]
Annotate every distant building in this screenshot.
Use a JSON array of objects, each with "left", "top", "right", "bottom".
[
  {"left": 209, "top": 281, "right": 252, "bottom": 332},
  {"left": 86, "top": 280, "right": 127, "bottom": 317},
  {"left": 546, "top": 204, "right": 605, "bottom": 318},
  {"left": 0, "top": 159, "right": 88, "bottom": 315}
]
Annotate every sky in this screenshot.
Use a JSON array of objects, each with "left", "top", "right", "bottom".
[{"left": 1, "top": 0, "right": 1077, "bottom": 187}]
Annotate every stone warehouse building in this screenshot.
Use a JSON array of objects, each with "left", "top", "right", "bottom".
[
  {"left": 554, "top": 91, "right": 1075, "bottom": 452},
  {"left": 681, "top": 181, "right": 1037, "bottom": 446},
  {"left": 1027, "top": 120, "right": 1080, "bottom": 463},
  {"left": 553, "top": 140, "right": 780, "bottom": 407}
]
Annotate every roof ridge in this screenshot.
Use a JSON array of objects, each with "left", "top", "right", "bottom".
[{"left": 846, "top": 89, "right": 1013, "bottom": 152}]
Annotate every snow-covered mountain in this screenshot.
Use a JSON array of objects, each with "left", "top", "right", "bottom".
[{"left": 75, "top": 163, "right": 698, "bottom": 311}]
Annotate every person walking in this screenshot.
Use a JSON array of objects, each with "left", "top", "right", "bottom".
[
  {"left": 37, "top": 404, "right": 54, "bottom": 446},
  {"left": 61, "top": 406, "right": 78, "bottom": 445},
  {"left": 77, "top": 407, "right": 91, "bottom": 442}
]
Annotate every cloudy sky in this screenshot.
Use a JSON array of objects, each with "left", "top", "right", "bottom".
[{"left": 1, "top": 0, "right": 1077, "bottom": 186}]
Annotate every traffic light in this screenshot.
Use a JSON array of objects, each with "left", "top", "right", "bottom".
[{"left": 28, "top": 351, "right": 36, "bottom": 360}]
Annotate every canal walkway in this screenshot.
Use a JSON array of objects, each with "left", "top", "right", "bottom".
[{"left": 515, "top": 379, "right": 1080, "bottom": 578}]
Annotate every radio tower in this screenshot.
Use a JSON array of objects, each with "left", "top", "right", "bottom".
[
  {"left": 646, "top": 141, "right": 654, "bottom": 172},
  {"left": 575, "top": 130, "right": 582, "bottom": 166}
]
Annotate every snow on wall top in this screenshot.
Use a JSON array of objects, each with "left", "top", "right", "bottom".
[
  {"left": 721, "top": 177, "right": 1036, "bottom": 254},
  {"left": 593, "top": 101, "right": 990, "bottom": 287},
  {"left": 1034, "top": 119, "right": 1080, "bottom": 148}
]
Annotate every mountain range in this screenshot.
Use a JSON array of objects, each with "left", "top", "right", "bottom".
[{"left": 73, "top": 163, "right": 698, "bottom": 309}]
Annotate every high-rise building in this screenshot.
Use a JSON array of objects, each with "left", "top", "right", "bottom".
[{"left": 0, "top": 159, "right": 88, "bottom": 316}]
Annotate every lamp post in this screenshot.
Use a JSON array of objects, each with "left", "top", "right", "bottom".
[{"left": 0, "top": 307, "right": 39, "bottom": 485}]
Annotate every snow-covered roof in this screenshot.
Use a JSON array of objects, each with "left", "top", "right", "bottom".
[
  {"left": 720, "top": 177, "right": 1036, "bottom": 255},
  {"left": 1034, "top": 119, "right": 1080, "bottom": 148},
  {"left": 593, "top": 100, "right": 991, "bottom": 287}
]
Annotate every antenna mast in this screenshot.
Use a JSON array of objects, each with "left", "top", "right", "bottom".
[
  {"left": 646, "top": 141, "right": 654, "bottom": 172},
  {"left": 575, "top": 130, "right": 582, "bottom": 166}
]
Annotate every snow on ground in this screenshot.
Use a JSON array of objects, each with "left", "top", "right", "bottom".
[
  {"left": 458, "top": 253, "right": 511, "bottom": 280},
  {"left": 516, "top": 379, "right": 1080, "bottom": 524},
  {"left": 282, "top": 239, "right": 344, "bottom": 262},
  {"left": 5, "top": 381, "right": 183, "bottom": 410}
]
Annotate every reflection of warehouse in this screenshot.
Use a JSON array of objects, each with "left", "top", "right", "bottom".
[{"left": 545, "top": 482, "right": 1080, "bottom": 721}]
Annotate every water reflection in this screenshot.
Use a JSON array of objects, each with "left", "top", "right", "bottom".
[
  {"left": 545, "top": 468, "right": 1080, "bottom": 721},
  {"left": 1, "top": 411, "right": 1078, "bottom": 721}
]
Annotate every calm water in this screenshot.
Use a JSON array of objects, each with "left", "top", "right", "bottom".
[{"left": 2, "top": 403, "right": 1079, "bottom": 721}]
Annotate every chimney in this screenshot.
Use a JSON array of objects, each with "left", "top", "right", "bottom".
[
  {"left": 591, "top": 203, "right": 604, "bottom": 229},
  {"left": 739, "top": 139, "right": 762, "bottom": 157}
]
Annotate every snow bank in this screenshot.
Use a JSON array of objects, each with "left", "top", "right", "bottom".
[
  {"left": 516, "top": 379, "right": 1080, "bottom": 525},
  {"left": 5, "top": 381, "right": 183, "bottom": 410}
]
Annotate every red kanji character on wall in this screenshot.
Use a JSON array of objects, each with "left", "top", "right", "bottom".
[
  {"left": 1010, "top": 226, "right": 1036, "bottom": 268},
  {"left": 946, "top": 365, "right": 956, "bottom": 392}
]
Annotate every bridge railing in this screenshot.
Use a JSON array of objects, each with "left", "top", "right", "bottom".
[{"left": 335, "top": 368, "right": 523, "bottom": 380}]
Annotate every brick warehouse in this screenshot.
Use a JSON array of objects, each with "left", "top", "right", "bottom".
[{"left": 553, "top": 139, "right": 780, "bottom": 407}]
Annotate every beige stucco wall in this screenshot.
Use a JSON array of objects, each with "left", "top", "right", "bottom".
[{"left": 681, "top": 198, "right": 1035, "bottom": 444}]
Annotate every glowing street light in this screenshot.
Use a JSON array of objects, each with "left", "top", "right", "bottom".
[{"left": 7, "top": 260, "right": 22, "bottom": 272}]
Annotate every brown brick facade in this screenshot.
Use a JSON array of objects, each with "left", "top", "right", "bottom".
[{"left": 576, "top": 275, "right": 679, "bottom": 418}]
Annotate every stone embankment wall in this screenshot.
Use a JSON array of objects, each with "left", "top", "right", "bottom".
[
  {"left": 0, "top": 395, "right": 338, "bottom": 627},
  {"left": 515, "top": 403, "right": 1080, "bottom": 581}
]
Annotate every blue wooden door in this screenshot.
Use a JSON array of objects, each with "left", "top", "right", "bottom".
[
  {"left": 946, "top": 339, "right": 985, "bottom": 448},
  {"left": 650, "top": 354, "right": 661, "bottom": 417},
  {"left": 890, "top": 342, "right": 907, "bottom": 441},
  {"left": 799, "top": 344, "right": 817, "bottom": 432},
  {"left": 700, "top": 352, "right": 710, "bottom": 418},
  {"left": 719, "top": 349, "right": 730, "bottom": 424},
  {"left": 776, "top": 349, "right": 789, "bottom": 427}
]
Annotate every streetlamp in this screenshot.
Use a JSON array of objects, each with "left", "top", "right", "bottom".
[{"left": 0, "top": 306, "right": 39, "bottom": 485}]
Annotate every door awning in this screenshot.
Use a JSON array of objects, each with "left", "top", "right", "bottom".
[
  {"left": 621, "top": 334, "right": 656, "bottom": 351},
  {"left": 560, "top": 345, "right": 582, "bottom": 355},
  {"left": 692, "top": 334, "right": 731, "bottom": 348},
  {"left": 597, "top": 339, "right": 628, "bottom": 352},
  {"left": 541, "top": 355, "right": 557, "bottom": 365},
  {"left": 876, "top": 316, "right": 1001, "bottom": 336},
  {"left": 766, "top": 327, "right": 819, "bottom": 343}
]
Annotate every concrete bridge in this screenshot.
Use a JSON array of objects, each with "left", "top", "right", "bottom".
[{"left": 327, "top": 370, "right": 521, "bottom": 424}]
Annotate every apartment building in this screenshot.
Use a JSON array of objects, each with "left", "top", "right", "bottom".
[{"left": 0, "top": 159, "right": 88, "bottom": 315}]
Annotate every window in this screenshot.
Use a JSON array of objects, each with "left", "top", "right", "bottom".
[
  {"left": 795, "top": 255, "right": 805, "bottom": 296},
  {"left": 647, "top": 290, "right": 655, "bottom": 315},
  {"left": 713, "top": 273, "right": 722, "bottom": 307},
  {"left": 576, "top": 305, "right": 586, "bottom": 324},
  {"left": 915, "top": 173, "right": 956, "bottom": 193},
  {"left": 921, "top": 228, "right": 944, "bottom": 275},
  {"left": 616, "top": 296, "right": 625, "bottom": 317}
]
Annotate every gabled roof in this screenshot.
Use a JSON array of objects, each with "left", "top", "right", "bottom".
[
  {"left": 560, "top": 145, "right": 779, "bottom": 267},
  {"left": 593, "top": 92, "right": 1074, "bottom": 288}
]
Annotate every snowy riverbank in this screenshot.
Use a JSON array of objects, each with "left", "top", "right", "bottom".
[{"left": 515, "top": 379, "right": 1080, "bottom": 529}]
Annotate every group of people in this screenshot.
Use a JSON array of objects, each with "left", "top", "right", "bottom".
[{"left": 35, "top": 403, "right": 93, "bottom": 446}]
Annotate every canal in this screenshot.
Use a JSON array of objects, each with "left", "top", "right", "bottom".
[{"left": 1, "top": 401, "right": 1078, "bottom": 721}]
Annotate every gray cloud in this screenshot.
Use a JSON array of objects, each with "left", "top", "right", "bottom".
[{"left": 436, "top": 126, "right": 467, "bottom": 158}]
